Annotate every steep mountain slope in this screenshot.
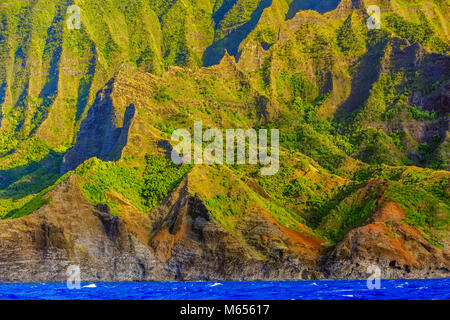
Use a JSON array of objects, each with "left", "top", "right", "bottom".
[{"left": 0, "top": 0, "right": 449, "bottom": 281}]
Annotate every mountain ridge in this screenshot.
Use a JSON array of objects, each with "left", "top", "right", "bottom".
[{"left": 0, "top": 0, "right": 448, "bottom": 281}]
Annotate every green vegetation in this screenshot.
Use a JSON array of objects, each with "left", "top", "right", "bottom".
[
  {"left": 337, "top": 14, "right": 360, "bottom": 53},
  {"left": 385, "top": 12, "right": 448, "bottom": 52},
  {"left": 215, "top": 0, "right": 261, "bottom": 41},
  {"left": 77, "top": 159, "right": 146, "bottom": 215},
  {"left": 141, "top": 154, "right": 192, "bottom": 208},
  {"left": 318, "top": 188, "right": 378, "bottom": 242},
  {"left": 385, "top": 180, "right": 449, "bottom": 238}
]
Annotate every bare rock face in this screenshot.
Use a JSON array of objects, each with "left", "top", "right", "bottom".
[
  {"left": 322, "top": 201, "right": 450, "bottom": 279},
  {"left": 330, "top": 0, "right": 365, "bottom": 18},
  {"left": 146, "top": 177, "right": 325, "bottom": 281},
  {"left": 0, "top": 174, "right": 325, "bottom": 282},
  {"left": 0, "top": 173, "right": 448, "bottom": 282},
  {"left": 422, "top": 81, "right": 450, "bottom": 117},
  {"left": 0, "top": 175, "right": 165, "bottom": 282}
]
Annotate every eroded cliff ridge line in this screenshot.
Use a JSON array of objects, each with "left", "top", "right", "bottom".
[
  {"left": 0, "top": 173, "right": 323, "bottom": 282},
  {"left": 0, "top": 0, "right": 448, "bottom": 282},
  {"left": 0, "top": 169, "right": 448, "bottom": 282},
  {"left": 61, "top": 79, "right": 136, "bottom": 174}
]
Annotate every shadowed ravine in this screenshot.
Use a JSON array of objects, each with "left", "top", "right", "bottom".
[
  {"left": 203, "top": 0, "right": 342, "bottom": 66},
  {"left": 286, "top": 0, "right": 341, "bottom": 20}
]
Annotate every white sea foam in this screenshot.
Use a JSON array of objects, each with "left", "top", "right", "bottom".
[
  {"left": 83, "top": 284, "right": 97, "bottom": 288},
  {"left": 210, "top": 283, "right": 222, "bottom": 287}
]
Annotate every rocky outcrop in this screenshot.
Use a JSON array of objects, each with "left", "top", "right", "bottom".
[
  {"left": 422, "top": 81, "right": 450, "bottom": 117},
  {"left": 0, "top": 174, "right": 325, "bottom": 282},
  {"left": 60, "top": 79, "right": 136, "bottom": 174},
  {"left": 0, "top": 175, "right": 164, "bottom": 282},
  {"left": 0, "top": 1, "right": 448, "bottom": 283},
  {"left": 150, "top": 177, "right": 326, "bottom": 280},
  {"left": 1, "top": 171, "right": 448, "bottom": 282},
  {"left": 329, "top": 0, "right": 365, "bottom": 18},
  {"left": 322, "top": 200, "right": 450, "bottom": 279}
]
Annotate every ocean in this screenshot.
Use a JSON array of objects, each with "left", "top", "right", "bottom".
[{"left": 0, "top": 278, "right": 448, "bottom": 300}]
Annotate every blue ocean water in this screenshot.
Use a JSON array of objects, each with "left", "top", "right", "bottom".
[{"left": 0, "top": 279, "right": 448, "bottom": 300}]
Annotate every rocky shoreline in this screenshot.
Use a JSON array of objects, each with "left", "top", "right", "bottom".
[{"left": 1, "top": 175, "right": 448, "bottom": 282}]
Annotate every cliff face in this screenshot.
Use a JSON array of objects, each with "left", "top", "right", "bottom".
[
  {"left": 146, "top": 176, "right": 325, "bottom": 281},
  {"left": 60, "top": 79, "right": 136, "bottom": 174},
  {"left": 0, "top": 0, "right": 449, "bottom": 282},
  {"left": 0, "top": 175, "right": 166, "bottom": 282},
  {"left": 323, "top": 200, "right": 450, "bottom": 279},
  {"left": 0, "top": 172, "right": 326, "bottom": 282},
  {"left": 0, "top": 168, "right": 448, "bottom": 282}
]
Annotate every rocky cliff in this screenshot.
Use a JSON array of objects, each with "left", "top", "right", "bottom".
[
  {"left": 0, "top": 0, "right": 449, "bottom": 282},
  {"left": 0, "top": 171, "right": 326, "bottom": 281},
  {"left": 1, "top": 167, "right": 448, "bottom": 281}
]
